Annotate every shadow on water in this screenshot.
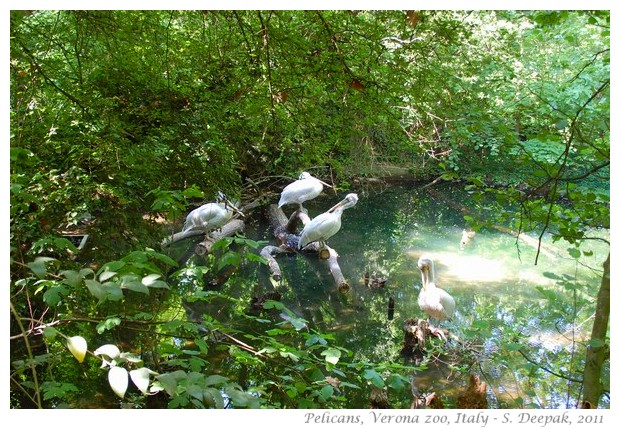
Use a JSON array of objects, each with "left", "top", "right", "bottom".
[{"left": 175, "top": 183, "right": 609, "bottom": 408}]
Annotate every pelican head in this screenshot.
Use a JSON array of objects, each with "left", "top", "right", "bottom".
[
  {"left": 417, "top": 256, "right": 434, "bottom": 289},
  {"left": 299, "top": 171, "right": 332, "bottom": 188},
  {"left": 217, "top": 192, "right": 244, "bottom": 217},
  {"left": 328, "top": 193, "right": 358, "bottom": 213}
]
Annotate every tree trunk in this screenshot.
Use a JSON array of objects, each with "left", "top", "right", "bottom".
[{"left": 580, "top": 252, "right": 610, "bottom": 408}]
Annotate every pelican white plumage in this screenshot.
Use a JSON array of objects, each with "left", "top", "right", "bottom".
[
  {"left": 182, "top": 192, "right": 243, "bottom": 236},
  {"left": 278, "top": 171, "right": 331, "bottom": 210},
  {"left": 417, "top": 256, "right": 456, "bottom": 321},
  {"left": 298, "top": 193, "right": 358, "bottom": 250}
]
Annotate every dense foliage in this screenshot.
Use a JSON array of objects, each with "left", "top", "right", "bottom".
[{"left": 10, "top": 10, "right": 609, "bottom": 409}]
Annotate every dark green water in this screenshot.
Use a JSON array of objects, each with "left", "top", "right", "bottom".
[{"left": 177, "top": 183, "right": 609, "bottom": 408}]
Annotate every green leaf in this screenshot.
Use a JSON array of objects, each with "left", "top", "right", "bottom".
[
  {"left": 155, "top": 370, "right": 187, "bottom": 396},
  {"left": 101, "top": 282, "right": 124, "bottom": 301},
  {"left": 41, "top": 382, "right": 79, "bottom": 400},
  {"left": 321, "top": 348, "right": 341, "bottom": 365},
  {"left": 96, "top": 317, "right": 121, "bottom": 334},
  {"left": 42, "top": 327, "right": 58, "bottom": 340},
  {"left": 589, "top": 338, "right": 606, "bottom": 348},
  {"left": 84, "top": 279, "right": 105, "bottom": 301},
  {"left": 263, "top": 300, "right": 285, "bottom": 310},
  {"left": 363, "top": 369, "right": 385, "bottom": 388},
  {"left": 120, "top": 276, "right": 150, "bottom": 294},
  {"left": 43, "top": 284, "right": 69, "bottom": 307},
  {"left": 60, "top": 270, "right": 83, "bottom": 288},
  {"left": 386, "top": 374, "right": 407, "bottom": 391},
  {"left": 205, "top": 374, "right": 229, "bottom": 386},
  {"left": 28, "top": 257, "right": 54, "bottom": 278},
  {"left": 100, "top": 260, "right": 126, "bottom": 273},
  {"left": 567, "top": 247, "right": 581, "bottom": 258},
  {"left": 204, "top": 387, "right": 225, "bottom": 408},
  {"left": 319, "top": 384, "right": 334, "bottom": 401},
  {"left": 218, "top": 251, "right": 241, "bottom": 270},
  {"left": 505, "top": 342, "right": 522, "bottom": 352},
  {"left": 305, "top": 334, "right": 327, "bottom": 347}
]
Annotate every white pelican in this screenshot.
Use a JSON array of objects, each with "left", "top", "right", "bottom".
[
  {"left": 298, "top": 193, "right": 358, "bottom": 250},
  {"left": 182, "top": 192, "right": 244, "bottom": 236},
  {"left": 417, "top": 256, "right": 456, "bottom": 321},
  {"left": 278, "top": 171, "right": 331, "bottom": 210}
]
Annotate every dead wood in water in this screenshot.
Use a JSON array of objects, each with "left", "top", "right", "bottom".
[
  {"left": 410, "top": 373, "right": 488, "bottom": 409},
  {"left": 194, "top": 219, "right": 245, "bottom": 255},
  {"left": 456, "top": 373, "right": 488, "bottom": 409},
  {"left": 401, "top": 318, "right": 454, "bottom": 365},
  {"left": 259, "top": 245, "right": 288, "bottom": 280},
  {"left": 264, "top": 204, "right": 350, "bottom": 291}
]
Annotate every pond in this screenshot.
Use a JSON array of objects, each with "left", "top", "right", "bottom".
[{"left": 172, "top": 183, "right": 609, "bottom": 409}]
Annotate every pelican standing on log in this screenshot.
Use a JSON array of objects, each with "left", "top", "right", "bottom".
[
  {"left": 298, "top": 193, "right": 358, "bottom": 250},
  {"left": 182, "top": 192, "right": 244, "bottom": 237},
  {"left": 417, "top": 256, "right": 456, "bottom": 321},
  {"left": 278, "top": 171, "right": 331, "bottom": 210}
]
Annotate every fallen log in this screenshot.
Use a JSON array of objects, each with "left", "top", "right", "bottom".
[
  {"left": 162, "top": 197, "right": 259, "bottom": 248},
  {"left": 326, "top": 246, "right": 349, "bottom": 292},
  {"left": 195, "top": 219, "right": 245, "bottom": 255},
  {"left": 259, "top": 245, "right": 287, "bottom": 280},
  {"left": 161, "top": 229, "right": 204, "bottom": 247},
  {"left": 264, "top": 204, "right": 350, "bottom": 291}
]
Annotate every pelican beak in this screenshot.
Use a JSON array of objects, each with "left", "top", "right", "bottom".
[
  {"left": 224, "top": 199, "right": 245, "bottom": 217},
  {"left": 419, "top": 265, "right": 429, "bottom": 288},
  {"left": 318, "top": 179, "right": 333, "bottom": 189},
  {"left": 327, "top": 198, "right": 348, "bottom": 213},
  {"left": 233, "top": 206, "right": 245, "bottom": 218}
]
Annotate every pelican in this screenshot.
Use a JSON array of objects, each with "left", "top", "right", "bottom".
[
  {"left": 417, "top": 256, "right": 455, "bottom": 321},
  {"left": 278, "top": 171, "right": 331, "bottom": 210},
  {"left": 298, "top": 193, "right": 358, "bottom": 250},
  {"left": 182, "top": 192, "right": 244, "bottom": 236}
]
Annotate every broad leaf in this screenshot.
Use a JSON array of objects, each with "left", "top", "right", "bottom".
[
  {"left": 363, "top": 369, "right": 385, "bottom": 388},
  {"left": 319, "top": 385, "right": 334, "bottom": 401},
  {"left": 99, "top": 270, "right": 117, "bottom": 282},
  {"left": 141, "top": 273, "right": 161, "bottom": 285},
  {"left": 66, "top": 336, "right": 87, "bottom": 363},
  {"left": 108, "top": 366, "right": 128, "bottom": 398},
  {"left": 321, "top": 348, "right": 341, "bottom": 365},
  {"left": 205, "top": 374, "right": 229, "bottom": 386},
  {"left": 96, "top": 317, "right": 121, "bottom": 334},
  {"left": 94, "top": 344, "right": 121, "bottom": 360},
  {"left": 130, "top": 368, "right": 155, "bottom": 394},
  {"left": 43, "top": 284, "right": 69, "bottom": 307}
]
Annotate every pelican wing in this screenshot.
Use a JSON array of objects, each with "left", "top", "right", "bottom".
[
  {"left": 183, "top": 202, "right": 230, "bottom": 232},
  {"left": 437, "top": 288, "right": 456, "bottom": 319},
  {"left": 279, "top": 177, "right": 323, "bottom": 207},
  {"left": 298, "top": 211, "right": 342, "bottom": 248}
]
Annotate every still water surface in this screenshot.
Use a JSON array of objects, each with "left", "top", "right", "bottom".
[{"left": 180, "top": 183, "right": 609, "bottom": 408}]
